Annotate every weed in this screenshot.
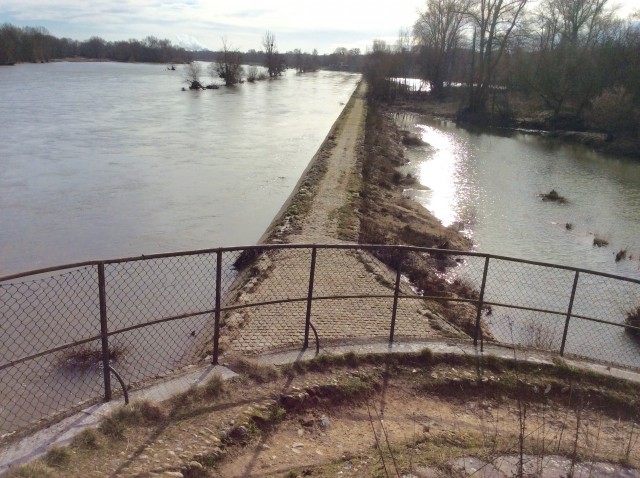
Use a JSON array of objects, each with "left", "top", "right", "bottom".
[
  {"left": 540, "top": 189, "right": 567, "bottom": 203},
  {"left": 98, "top": 415, "right": 126, "bottom": 440},
  {"left": 344, "top": 351, "right": 360, "bottom": 367},
  {"left": 202, "top": 373, "right": 225, "bottom": 399},
  {"left": 616, "top": 249, "right": 628, "bottom": 262},
  {"left": 6, "top": 462, "right": 55, "bottom": 478},
  {"left": 57, "top": 343, "right": 124, "bottom": 370},
  {"left": 232, "top": 248, "right": 265, "bottom": 271},
  {"left": 625, "top": 306, "right": 640, "bottom": 337},
  {"left": 232, "top": 356, "right": 279, "bottom": 383},
  {"left": 99, "top": 400, "right": 163, "bottom": 439},
  {"left": 70, "top": 428, "right": 101, "bottom": 450},
  {"left": 417, "top": 347, "right": 433, "bottom": 365},
  {"left": 269, "top": 406, "right": 287, "bottom": 423},
  {"left": 169, "top": 385, "right": 200, "bottom": 413},
  {"left": 43, "top": 446, "right": 71, "bottom": 468},
  {"left": 593, "top": 236, "right": 609, "bottom": 247},
  {"left": 522, "top": 320, "right": 556, "bottom": 350}
]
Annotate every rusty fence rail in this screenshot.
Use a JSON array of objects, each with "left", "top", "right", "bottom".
[{"left": 1, "top": 244, "right": 640, "bottom": 439}]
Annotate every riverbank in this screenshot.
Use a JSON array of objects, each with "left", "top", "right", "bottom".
[
  {"left": 392, "top": 94, "right": 640, "bottom": 159},
  {"left": 4, "top": 80, "right": 640, "bottom": 478}
]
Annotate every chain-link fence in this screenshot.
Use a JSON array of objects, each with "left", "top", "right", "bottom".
[{"left": 2, "top": 244, "right": 640, "bottom": 439}]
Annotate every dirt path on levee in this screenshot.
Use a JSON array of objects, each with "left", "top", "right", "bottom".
[{"left": 221, "top": 82, "right": 462, "bottom": 357}]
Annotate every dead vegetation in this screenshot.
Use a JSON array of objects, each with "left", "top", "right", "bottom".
[
  {"left": 358, "top": 102, "right": 484, "bottom": 337},
  {"left": 12, "top": 350, "right": 640, "bottom": 477},
  {"left": 540, "top": 189, "right": 567, "bottom": 203}
]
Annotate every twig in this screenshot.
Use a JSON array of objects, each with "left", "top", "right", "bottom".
[
  {"left": 367, "top": 403, "right": 390, "bottom": 478},
  {"left": 373, "top": 403, "right": 401, "bottom": 477},
  {"left": 587, "top": 414, "right": 603, "bottom": 478}
]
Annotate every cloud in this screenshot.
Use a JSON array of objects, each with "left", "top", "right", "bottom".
[
  {"left": 3, "top": 0, "right": 637, "bottom": 54},
  {"left": 175, "top": 33, "right": 208, "bottom": 51}
]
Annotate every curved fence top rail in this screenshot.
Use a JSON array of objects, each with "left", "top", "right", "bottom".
[{"left": 3, "top": 243, "right": 640, "bottom": 285}]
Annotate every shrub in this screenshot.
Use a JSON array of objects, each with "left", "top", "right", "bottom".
[
  {"left": 588, "top": 86, "right": 639, "bottom": 136},
  {"left": 43, "top": 447, "right": 71, "bottom": 468},
  {"left": 593, "top": 236, "right": 609, "bottom": 247},
  {"left": 232, "top": 356, "right": 279, "bottom": 383},
  {"left": 202, "top": 373, "right": 224, "bottom": 399},
  {"left": 625, "top": 306, "right": 640, "bottom": 337},
  {"left": 615, "top": 249, "right": 628, "bottom": 262},
  {"left": 246, "top": 65, "right": 258, "bottom": 82},
  {"left": 70, "top": 429, "right": 101, "bottom": 450},
  {"left": 99, "top": 400, "right": 163, "bottom": 439},
  {"left": 540, "top": 189, "right": 567, "bottom": 203},
  {"left": 6, "top": 462, "right": 55, "bottom": 478}
]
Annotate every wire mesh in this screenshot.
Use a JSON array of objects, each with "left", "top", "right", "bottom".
[
  {"left": 482, "top": 305, "right": 565, "bottom": 353},
  {"left": 0, "top": 266, "right": 102, "bottom": 436},
  {"left": 566, "top": 271, "right": 640, "bottom": 368},
  {"left": 483, "top": 259, "right": 576, "bottom": 315},
  {"left": 105, "top": 253, "right": 218, "bottom": 330},
  {"left": 3, "top": 245, "right": 640, "bottom": 440},
  {"left": 0, "top": 266, "right": 100, "bottom": 362},
  {"left": 0, "top": 342, "right": 105, "bottom": 435}
]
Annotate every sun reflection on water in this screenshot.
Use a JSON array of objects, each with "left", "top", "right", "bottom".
[{"left": 414, "top": 124, "right": 465, "bottom": 229}]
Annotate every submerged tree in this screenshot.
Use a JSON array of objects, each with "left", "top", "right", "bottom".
[
  {"left": 263, "top": 31, "right": 285, "bottom": 77},
  {"left": 210, "top": 38, "right": 244, "bottom": 86},
  {"left": 184, "top": 61, "right": 203, "bottom": 89}
]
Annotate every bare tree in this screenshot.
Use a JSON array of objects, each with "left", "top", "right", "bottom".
[
  {"left": 263, "top": 31, "right": 285, "bottom": 77},
  {"left": 548, "top": 0, "right": 610, "bottom": 46},
  {"left": 183, "top": 61, "right": 203, "bottom": 89},
  {"left": 414, "top": 0, "right": 471, "bottom": 97},
  {"left": 517, "top": 0, "right": 616, "bottom": 115},
  {"left": 210, "top": 38, "right": 244, "bottom": 86},
  {"left": 467, "top": 0, "right": 529, "bottom": 113}
]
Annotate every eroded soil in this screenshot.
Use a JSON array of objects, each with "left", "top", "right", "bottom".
[{"left": 17, "top": 352, "right": 640, "bottom": 477}]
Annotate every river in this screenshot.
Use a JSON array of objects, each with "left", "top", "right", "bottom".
[
  {"left": 0, "top": 62, "right": 360, "bottom": 276},
  {"left": 397, "top": 114, "right": 640, "bottom": 366}
]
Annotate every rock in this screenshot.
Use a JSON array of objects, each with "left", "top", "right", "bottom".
[
  {"left": 185, "top": 461, "right": 203, "bottom": 470},
  {"left": 225, "top": 313, "right": 243, "bottom": 328},
  {"left": 229, "top": 425, "right": 248, "bottom": 439},
  {"left": 320, "top": 415, "right": 331, "bottom": 429}
]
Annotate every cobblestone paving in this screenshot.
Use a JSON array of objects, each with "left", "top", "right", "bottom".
[{"left": 227, "top": 83, "right": 453, "bottom": 355}]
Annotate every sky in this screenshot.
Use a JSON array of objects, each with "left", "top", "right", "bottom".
[{"left": 1, "top": 0, "right": 638, "bottom": 54}]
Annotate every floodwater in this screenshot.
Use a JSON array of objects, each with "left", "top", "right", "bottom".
[
  {"left": 397, "top": 114, "right": 640, "bottom": 367},
  {"left": 0, "top": 62, "right": 359, "bottom": 433},
  {"left": 0, "top": 62, "right": 360, "bottom": 276}
]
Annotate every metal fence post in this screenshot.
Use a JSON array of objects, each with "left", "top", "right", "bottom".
[
  {"left": 212, "top": 250, "right": 222, "bottom": 365},
  {"left": 560, "top": 271, "right": 580, "bottom": 356},
  {"left": 98, "top": 263, "right": 112, "bottom": 402},
  {"left": 389, "top": 254, "right": 403, "bottom": 344},
  {"left": 474, "top": 256, "right": 490, "bottom": 346},
  {"left": 304, "top": 247, "right": 317, "bottom": 349}
]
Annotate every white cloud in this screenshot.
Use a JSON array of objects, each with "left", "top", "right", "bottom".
[
  {"left": 1, "top": 0, "right": 638, "bottom": 53},
  {"left": 175, "top": 34, "right": 209, "bottom": 51}
]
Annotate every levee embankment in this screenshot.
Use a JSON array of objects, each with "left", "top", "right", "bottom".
[{"left": 217, "top": 82, "right": 473, "bottom": 357}]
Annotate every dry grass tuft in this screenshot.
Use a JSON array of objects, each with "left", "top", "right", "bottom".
[{"left": 231, "top": 356, "right": 279, "bottom": 383}]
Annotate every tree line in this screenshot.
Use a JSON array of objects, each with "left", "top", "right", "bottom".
[
  {"left": 364, "top": 0, "right": 640, "bottom": 137},
  {"left": 0, "top": 23, "right": 192, "bottom": 64},
  {"left": 0, "top": 22, "right": 364, "bottom": 75}
]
